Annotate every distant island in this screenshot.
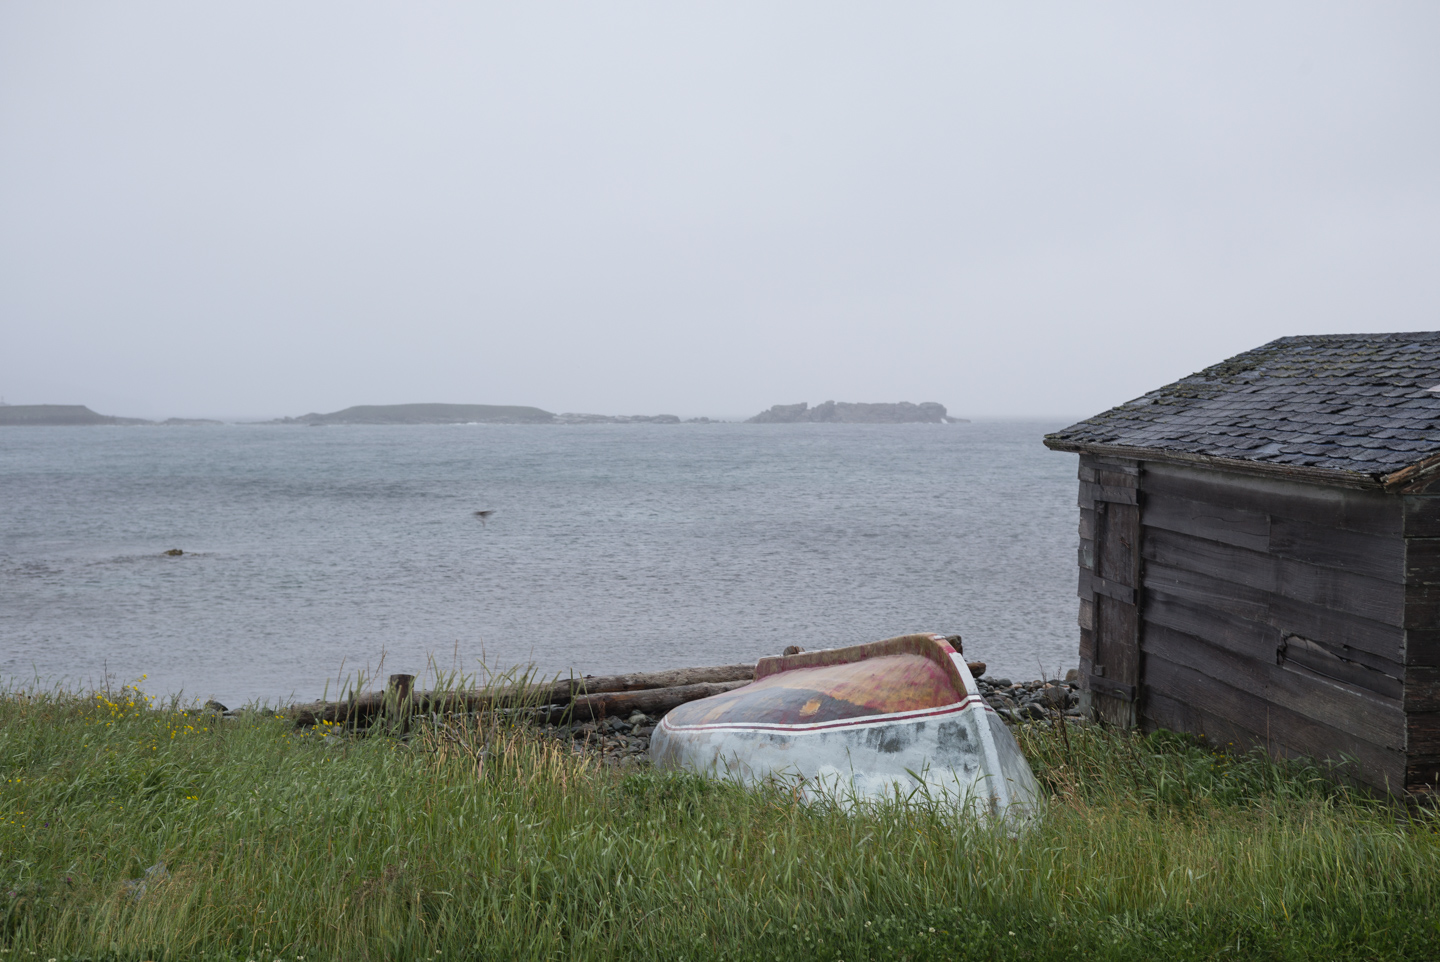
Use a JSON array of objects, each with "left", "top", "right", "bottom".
[
  {"left": 746, "top": 401, "right": 966, "bottom": 424},
  {"left": 1, "top": 399, "right": 964, "bottom": 427},
  {"left": 268, "top": 403, "right": 710, "bottom": 426},
  {"left": 0, "top": 405, "right": 223, "bottom": 427},
  {"left": 270, "top": 403, "right": 556, "bottom": 425}
]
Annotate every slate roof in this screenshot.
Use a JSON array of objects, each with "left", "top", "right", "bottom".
[{"left": 1044, "top": 332, "right": 1440, "bottom": 485}]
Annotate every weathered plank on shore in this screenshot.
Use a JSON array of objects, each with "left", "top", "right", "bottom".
[
  {"left": 289, "top": 663, "right": 757, "bottom": 727},
  {"left": 553, "top": 680, "right": 751, "bottom": 723}
]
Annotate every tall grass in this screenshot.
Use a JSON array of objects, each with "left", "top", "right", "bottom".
[{"left": 2, "top": 680, "right": 1438, "bottom": 961}]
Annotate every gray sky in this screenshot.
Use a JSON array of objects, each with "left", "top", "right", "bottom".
[{"left": 2, "top": 3, "right": 1437, "bottom": 421}]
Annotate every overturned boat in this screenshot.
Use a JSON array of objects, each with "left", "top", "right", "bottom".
[{"left": 650, "top": 633, "right": 1040, "bottom": 818}]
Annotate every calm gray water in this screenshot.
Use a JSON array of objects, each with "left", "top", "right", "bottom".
[{"left": 0, "top": 421, "right": 1080, "bottom": 704}]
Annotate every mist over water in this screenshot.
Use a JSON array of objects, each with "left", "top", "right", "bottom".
[{"left": 0, "top": 421, "right": 1078, "bottom": 704}]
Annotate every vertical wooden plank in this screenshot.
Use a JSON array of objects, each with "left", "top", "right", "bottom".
[
  {"left": 1406, "top": 494, "right": 1440, "bottom": 790},
  {"left": 1099, "top": 502, "right": 1139, "bottom": 588},
  {"left": 1089, "top": 461, "right": 1142, "bottom": 728}
]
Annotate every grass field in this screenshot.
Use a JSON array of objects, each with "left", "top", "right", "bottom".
[{"left": 2, "top": 679, "right": 1438, "bottom": 961}]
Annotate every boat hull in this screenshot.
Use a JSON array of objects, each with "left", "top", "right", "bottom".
[{"left": 650, "top": 633, "right": 1040, "bottom": 818}]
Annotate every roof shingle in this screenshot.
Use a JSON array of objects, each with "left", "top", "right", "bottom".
[{"left": 1044, "top": 332, "right": 1440, "bottom": 484}]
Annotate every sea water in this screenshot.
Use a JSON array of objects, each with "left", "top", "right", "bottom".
[{"left": 0, "top": 421, "right": 1080, "bottom": 704}]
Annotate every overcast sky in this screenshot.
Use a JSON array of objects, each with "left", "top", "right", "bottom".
[{"left": 2, "top": 3, "right": 1437, "bottom": 420}]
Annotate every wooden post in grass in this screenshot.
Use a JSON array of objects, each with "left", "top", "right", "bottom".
[{"left": 388, "top": 673, "right": 416, "bottom": 734}]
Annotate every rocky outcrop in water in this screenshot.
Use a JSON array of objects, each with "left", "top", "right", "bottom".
[
  {"left": 272, "top": 403, "right": 557, "bottom": 425},
  {"left": 0, "top": 404, "right": 152, "bottom": 426},
  {"left": 746, "top": 401, "right": 966, "bottom": 424},
  {"left": 269, "top": 404, "right": 706, "bottom": 426},
  {"left": 553, "top": 413, "right": 684, "bottom": 424}
]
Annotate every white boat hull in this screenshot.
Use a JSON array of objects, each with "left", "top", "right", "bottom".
[{"left": 649, "top": 634, "right": 1040, "bottom": 819}]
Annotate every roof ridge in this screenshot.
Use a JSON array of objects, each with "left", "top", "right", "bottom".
[{"left": 1274, "top": 331, "right": 1440, "bottom": 343}]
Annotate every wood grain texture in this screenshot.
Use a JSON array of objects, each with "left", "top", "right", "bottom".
[
  {"left": 1143, "top": 559, "right": 1404, "bottom": 666},
  {"left": 1140, "top": 622, "right": 1403, "bottom": 748},
  {"left": 1088, "top": 674, "right": 1136, "bottom": 702},
  {"left": 1144, "top": 588, "right": 1282, "bottom": 663},
  {"left": 1404, "top": 537, "right": 1440, "bottom": 585},
  {"left": 1405, "top": 667, "right": 1440, "bottom": 713},
  {"left": 1095, "top": 467, "right": 1139, "bottom": 490},
  {"left": 1088, "top": 455, "right": 1141, "bottom": 476},
  {"left": 1080, "top": 480, "right": 1138, "bottom": 507},
  {"left": 1403, "top": 584, "right": 1440, "bottom": 631},
  {"left": 1144, "top": 526, "right": 1405, "bottom": 626},
  {"left": 1403, "top": 496, "right": 1440, "bottom": 539},
  {"left": 1144, "top": 559, "right": 1269, "bottom": 623},
  {"left": 1097, "top": 594, "right": 1141, "bottom": 683},
  {"left": 1079, "top": 569, "right": 1136, "bottom": 605},
  {"left": 1099, "top": 501, "right": 1139, "bottom": 586},
  {"left": 555, "top": 680, "right": 751, "bottom": 723},
  {"left": 1143, "top": 585, "right": 1403, "bottom": 699},
  {"left": 1142, "top": 493, "right": 1270, "bottom": 552},
  {"left": 1079, "top": 462, "right": 1138, "bottom": 488},
  {"left": 291, "top": 664, "right": 758, "bottom": 728},
  {"left": 1144, "top": 461, "right": 1401, "bottom": 536},
  {"left": 1279, "top": 638, "right": 1403, "bottom": 702},
  {"left": 1269, "top": 516, "right": 1403, "bottom": 581},
  {"left": 1404, "top": 628, "right": 1440, "bottom": 667},
  {"left": 1409, "top": 713, "right": 1440, "bottom": 756},
  {"left": 1406, "top": 755, "right": 1440, "bottom": 793},
  {"left": 1091, "top": 476, "right": 1142, "bottom": 729}
]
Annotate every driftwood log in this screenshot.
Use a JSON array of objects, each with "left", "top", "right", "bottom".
[
  {"left": 289, "top": 658, "right": 988, "bottom": 728},
  {"left": 549, "top": 680, "right": 751, "bottom": 724},
  {"left": 289, "top": 664, "right": 755, "bottom": 728}
]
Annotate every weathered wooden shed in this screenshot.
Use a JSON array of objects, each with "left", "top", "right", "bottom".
[{"left": 1044, "top": 333, "right": 1440, "bottom": 795}]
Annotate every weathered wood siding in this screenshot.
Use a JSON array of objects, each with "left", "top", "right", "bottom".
[
  {"left": 1131, "top": 461, "right": 1407, "bottom": 792},
  {"left": 1076, "top": 455, "right": 1142, "bottom": 728},
  {"left": 1404, "top": 494, "right": 1440, "bottom": 793}
]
